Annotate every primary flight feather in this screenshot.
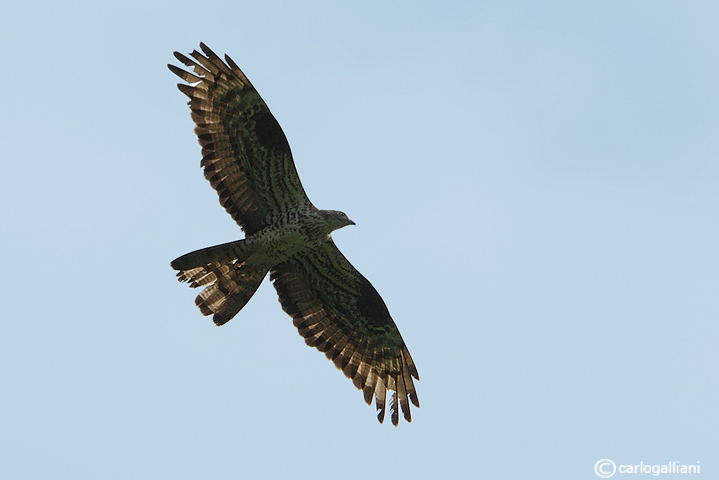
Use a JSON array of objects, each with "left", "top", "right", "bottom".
[{"left": 169, "top": 43, "right": 419, "bottom": 425}]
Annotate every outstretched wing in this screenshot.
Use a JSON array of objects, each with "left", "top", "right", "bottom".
[
  {"left": 270, "top": 240, "right": 420, "bottom": 425},
  {"left": 169, "top": 43, "right": 312, "bottom": 234}
]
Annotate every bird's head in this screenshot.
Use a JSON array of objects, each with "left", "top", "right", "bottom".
[{"left": 321, "top": 209, "right": 356, "bottom": 231}]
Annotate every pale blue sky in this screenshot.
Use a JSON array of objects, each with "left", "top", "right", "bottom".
[{"left": 2, "top": 1, "right": 718, "bottom": 478}]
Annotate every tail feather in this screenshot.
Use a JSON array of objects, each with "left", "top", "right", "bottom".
[
  {"left": 171, "top": 239, "right": 249, "bottom": 271},
  {"left": 195, "top": 266, "right": 267, "bottom": 325},
  {"left": 172, "top": 240, "right": 266, "bottom": 325}
]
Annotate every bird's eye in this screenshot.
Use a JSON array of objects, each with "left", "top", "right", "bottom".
[{"left": 339, "top": 212, "right": 347, "bottom": 217}]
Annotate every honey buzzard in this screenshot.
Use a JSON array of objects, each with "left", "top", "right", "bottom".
[{"left": 169, "top": 43, "right": 419, "bottom": 425}]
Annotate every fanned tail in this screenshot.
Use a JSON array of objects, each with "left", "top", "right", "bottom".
[{"left": 172, "top": 241, "right": 266, "bottom": 325}]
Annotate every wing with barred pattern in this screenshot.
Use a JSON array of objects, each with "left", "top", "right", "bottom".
[
  {"left": 270, "top": 239, "right": 419, "bottom": 425},
  {"left": 169, "top": 43, "right": 312, "bottom": 234}
]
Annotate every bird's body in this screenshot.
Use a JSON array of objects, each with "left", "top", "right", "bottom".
[
  {"left": 169, "top": 43, "right": 419, "bottom": 425},
  {"left": 174, "top": 209, "right": 350, "bottom": 272}
]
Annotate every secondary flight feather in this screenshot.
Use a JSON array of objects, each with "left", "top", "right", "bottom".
[{"left": 169, "top": 43, "right": 419, "bottom": 425}]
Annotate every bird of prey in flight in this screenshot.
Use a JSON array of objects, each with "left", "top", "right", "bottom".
[{"left": 169, "top": 43, "right": 419, "bottom": 425}]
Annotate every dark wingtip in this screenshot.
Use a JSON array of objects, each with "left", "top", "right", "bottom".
[
  {"left": 402, "top": 405, "right": 412, "bottom": 423},
  {"left": 173, "top": 51, "right": 190, "bottom": 64},
  {"left": 177, "top": 83, "right": 194, "bottom": 97},
  {"left": 225, "top": 53, "right": 240, "bottom": 71},
  {"left": 167, "top": 63, "right": 186, "bottom": 78},
  {"left": 199, "top": 42, "right": 218, "bottom": 59}
]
